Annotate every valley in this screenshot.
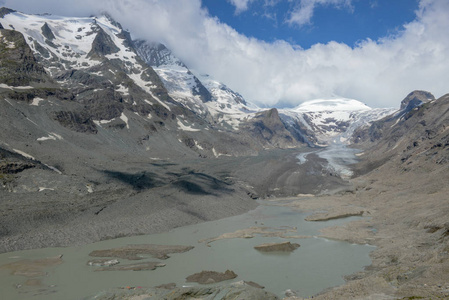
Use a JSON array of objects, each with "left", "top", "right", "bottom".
[{"left": 0, "top": 6, "right": 449, "bottom": 300}]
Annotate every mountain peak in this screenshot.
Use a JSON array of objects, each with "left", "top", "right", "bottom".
[
  {"left": 134, "top": 40, "right": 186, "bottom": 68},
  {"left": 41, "top": 22, "right": 55, "bottom": 41},
  {"left": 400, "top": 90, "right": 435, "bottom": 111},
  {"left": 87, "top": 26, "right": 120, "bottom": 59},
  {"left": 0, "top": 7, "right": 15, "bottom": 18}
]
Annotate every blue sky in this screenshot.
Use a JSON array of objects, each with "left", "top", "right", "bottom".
[
  {"left": 202, "top": 0, "right": 419, "bottom": 49},
  {"left": 3, "top": 0, "right": 449, "bottom": 108}
]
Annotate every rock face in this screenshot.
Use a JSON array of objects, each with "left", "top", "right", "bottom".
[
  {"left": 87, "top": 26, "right": 120, "bottom": 59},
  {"left": 0, "top": 29, "right": 49, "bottom": 86},
  {"left": 41, "top": 22, "right": 55, "bottom": 41},
  {"left": 254, "top": 241, "right": 300, "bottom": 252},
  {"left": 400, "top": 90, "right": 435, "bottom": 112},
  {"left": 185, "top": 270, "right": 238, "bottom": 284},
  {"left": 352, "top": 92, "right": 449, "bottom": 174},
  {"left": 243, "top": 108, "right": 297, "bottom": 148}
]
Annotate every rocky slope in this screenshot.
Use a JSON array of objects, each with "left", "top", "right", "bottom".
[
  {"left": 0, "top": 7, "right": 326, "bottom": 253},
  {"left": 0, "top": 7, "right": 429, "bottom": 256},
  {"left": 285, "top": 92, "right": 449, "bottom": 299},
  {"left": 352, "top": 90, "right": 448, "bottom": 173}
]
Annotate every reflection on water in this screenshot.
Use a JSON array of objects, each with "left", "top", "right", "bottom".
[{"left": 0, "top": 201, "right": 374, "bottom": 299}]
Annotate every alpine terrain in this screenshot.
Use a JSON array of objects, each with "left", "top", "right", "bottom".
[{"left": 0, "top": 7, "right": 448, "bottom": 300}]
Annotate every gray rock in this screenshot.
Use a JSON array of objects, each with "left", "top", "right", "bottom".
[
  {"left": 41, "top": 22, "right": 55, "bottom": 41},
  {"left": 254, "top": 241, "right": 300, "bottom": 252},
  {"left": 400, "top": 90, "right": 435, "bottom": 111},
  {"left": 186, "top": 270, "right": 238, "bottom": 284}
]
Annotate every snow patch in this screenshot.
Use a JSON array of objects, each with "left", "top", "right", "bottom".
[
  {"left": 44, "top": 164, "right": 63, "bottom": 174},
  {"left": 194, "top": 141, "right": 204, "bottom": 150},
  {"left": 120, "top": 112, "right": 129, "bottom": 129},
  {"left": 13, "top": 149, "right": 35, "bottom": 160},
  {"left": 128, "top": 72, "right": 171, "bottom": 111},
  {"left": 0, "top": 84, "right": 33, "bottom": 90},
  {"left": 212, "top": 148, "right": 219, "bottom": 157},
  {"left": 177, "top": 118, "right": 200, "bottom": 132},
  {"left": 116, "top": 84, "right": 129, "bottom": 96},
  {"left": 37, "top": 133, "right": 63, "bottom": 141},
  {"left": 31, "top": 97, "right": 44, "bottom": 106},
  {"left": 94, "top": 118, "right": 116, "bottom": 126}
]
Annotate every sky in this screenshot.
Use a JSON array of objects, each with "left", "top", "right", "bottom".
[{"left": 2, "top": 0, "right": 449, "bottom": 108}]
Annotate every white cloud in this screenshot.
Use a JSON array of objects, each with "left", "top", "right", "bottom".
[
  {"left": 3, "top": 0, "right": 449, "bottom": 109},
  {"left": 287, "top": 0, "right": 353, "bottom": 26},
  {"left": 228, "top": 0, "right": 257, "bottom": 14}
]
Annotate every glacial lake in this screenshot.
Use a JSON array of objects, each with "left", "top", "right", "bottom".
[{"left": 0, "top": 199, "right": 374, "bottom": 299}]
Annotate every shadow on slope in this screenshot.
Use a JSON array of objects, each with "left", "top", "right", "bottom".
[{"left": 102, "top": 170, "right": 165, "bottom": 191}]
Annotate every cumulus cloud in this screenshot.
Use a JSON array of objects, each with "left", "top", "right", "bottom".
[
  {"left": 286, "top": 0, "right": 353, "bottom": 26},
  {"left": 227, "top": 0, "right": 257, "bottom": 14},
  {"left": 3, "top": 0, "right": 449, "bottom": 108}
]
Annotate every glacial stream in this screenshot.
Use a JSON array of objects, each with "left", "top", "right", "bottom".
[{"left": 0, "top": 146, "right": 374, "bottom": 299}]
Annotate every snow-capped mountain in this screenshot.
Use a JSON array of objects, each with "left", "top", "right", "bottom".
[
  {"left": 0, "top": 6, "right": 398, "bottom": 154},
  {"left": 280, "top": 98, "right": 396, "bottom": 145},
  {"left": 0, "top": 7, "right": 302, "bottom": 166},
  {"left": 135, "top": 40, "right": 256, "bottom": 130}
]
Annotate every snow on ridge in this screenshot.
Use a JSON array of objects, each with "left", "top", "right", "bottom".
[
  {"left": 1, "top": 10, "right": 138, "bottom": 71},
  {"left": 292, "top": 98, "right": 371, "bottom": 112}
]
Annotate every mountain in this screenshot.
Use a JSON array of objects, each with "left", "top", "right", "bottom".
[
  {"left": 352, "top": 90, "right": 449, "bottom": 173},
  {"left": 0, "top": 8, "right": 306, "bottom": 251},
  {"left": 0, "top": 7, "right": 419, "bottom": 250},
  {"left": 134, "top": 40, "right": 259, "bottom": 131},
  {"left": 280, "top": 98, "right": 396, "bottom": 146},
  {"left": 2, "top": 9, "right": 449, "bottom": 299},
  {"left": 0, "top": 8, "right": 302, "bottom": 158}
]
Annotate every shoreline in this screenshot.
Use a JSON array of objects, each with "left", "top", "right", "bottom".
[
  {"left": 2, "top": 145, "right": 448, "bottom": 299},
  {"left": 282, "top": 159, "right": 449, "bottom": 299},
  {"left": 1, "top": 147, "right": 331, "bottom": 254}
]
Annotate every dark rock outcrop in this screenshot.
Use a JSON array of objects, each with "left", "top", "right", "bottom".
[
  {"left": 0, "top": 7, "right": 15, "bottom": 18},
  {"left": 87, "top": 27, "right": 120, "bottom": 59},
  {"left": 41, "top": 22, "right": 55, "bottom": 41},
  {"left": 400, "top": 90, "right": 435, "bottom": 112},
  {"left": 352, "top": 93, "right": 449, "bottom": 175},
  {"left": 0, "top": 29, "right": 49, "bottom": 86},
  {"left": 243, "top": 108, "right": 297, "bottom": 148},
  {"left": 52, "top": 110, "right": 98, "bottom": 134}
]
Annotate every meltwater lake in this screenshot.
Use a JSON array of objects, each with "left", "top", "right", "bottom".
[{"left": 0, "top": 199, "right": 374, "bottom": 299}]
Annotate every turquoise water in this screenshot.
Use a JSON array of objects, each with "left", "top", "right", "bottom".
[{"left": 0, "top": 200, "right": 374, "bottom": 299}]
